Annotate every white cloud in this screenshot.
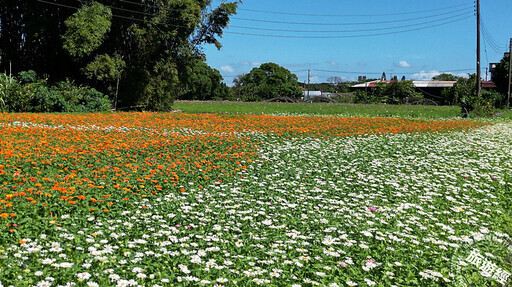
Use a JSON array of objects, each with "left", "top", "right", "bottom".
[
  {"left": 220, "top": 65, "right": 235, "bottom": 73},
  {"left": 455, "top": 73, "right": 470, "bottom": 78},
  {"left": 410, "top": 70, "right": 440, "bottom": 80},
  {"left": 309, "top": 76, "right": 320, "bottom": 83},
  {"left": 328, "top": 61, "right": 338, "bottom": 66},
  {"left": 358, "top": 62, "right": 368, "bottom": 66},
  {"left": 396, "top": 61, "right": 411, "bottom": 68},
  {"left": 411, "top": 70, "right": 470, "bottom": 80},
  {"left": 238, "top": 61, "right": 261, "bottom": 67}
]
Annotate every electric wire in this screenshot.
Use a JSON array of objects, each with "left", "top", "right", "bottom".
[
  {"left": 63, "top": 0, "right": 473, "bottom": 29},
  {"left": 237, "top": 3, "right": 473, "bottom": 17},
  {"left": 232, "top": 7, "right": 474, "bottom": 26},
  {"left": 33, "top": 0, "right": 485, "bottom": 78},
  {"left": 225, "top": 16, "right": 472, "bottom": 39},
  {"left": 36, "top": 0, "right": 474, "bottom": 39},
  {"left": 229, "top": 11, "right": 473, "bottom": 34},
  {"left": 481, "top": 19, "right": 508, "bottom": 54},
  {"left": 482, "top": 19, "right": 507, "bottom": 49},
  {"left": 115, "top": 0, "right": 472, "bottom": 18}
]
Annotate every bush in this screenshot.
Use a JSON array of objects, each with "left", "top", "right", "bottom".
[
  {"left": 54, "top": 80, "right": 110, "bottom": 112},
  {"left": 0, "top": 73, "right": 21, "bottom": 112},
  {"left": 443, "top": 75, "right": 501, "bottom": 117},
  {"left": 0, "top": 70, "right": 111, "bottom": 113},
  {"left": 354, "top": 81, "right": 421, "bottom": 104}
]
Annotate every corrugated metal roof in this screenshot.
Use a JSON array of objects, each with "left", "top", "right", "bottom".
[
  {"left": 412, "top": 81, "right": 456, "bottom": 88},
  {"left": 302, "top": 91, "right": 322, "bottom": 97}
]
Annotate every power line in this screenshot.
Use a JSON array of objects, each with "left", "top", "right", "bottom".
[
  {"left": 232, "top": 7, "right": 474, "bottom": 26},
  {"left": 480, "top": 18, "right": 508, "bottom": 53},
  {"left": 229, "top": 11, "right": 472, "bottom": 34},
  {"left": 36, "top": 0, "right": 193, "bottom": 28},
  {"left": 70, "top": 0, "right": 154, "bottom": 17},
  {"left": 237, "top": 3, "right": 473, "bottom": 18},
  {"left": 481, "top": 19, "right": 508, "bottom": 49},
  {"left": 225, "top": 16, "right": 472, "bottom": 39},
  {"left": 312, "top": 69, "right": 382, "bottom": 75},
  {"left": 110, "top": 0, "right": 473, "bottom": 19},
  {"left": 37, "top": 0, "right": 473, "bottom": 40},
  {"left": 50, "top": 0, "right": 474, "bottom": 29}
]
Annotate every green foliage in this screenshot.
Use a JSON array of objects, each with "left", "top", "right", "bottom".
[
  {"left": 1, "top": 0, "right": 239, "bottom": 111},
  {"left": 234, "top": 63, "right": 302, "bottom": 101},
  {"left": 197, "top": 2, "right": 239, "bottom": 49},
  {"left": 442, "top": 75, "right": 498, "bottom": 116},
  {"left": 491, "top": 53, "right": 510, "bottom": 96},
  {"left": 53, "top": 79, "right": 111, "bottom": 112},
  {"left": 139, "top": 59, "right": 180, "bottom": 111},
  {"left": 432, "top": 73, "right": 464, "bottom": 81},
  {"left": 83, "top": 53, "right": 125, "bottom": 107},
  {"left": 0, "top": 72, "right": 18, "bottom": 112},
  {"left": 181, "top": 60, "right": 233, "bottom": 101},
  {"left": 0, "top": 71, "right": 110, "bottom": 113},
  {"left": 17, "top": 70, "right": 38, "bottom": 83},
  {"left": 84, "top": 54, "right": 125, "bottom": 82},
  {"left": 354, "top": 81, "right": 421, "bottom": 104},
  {"left": 62, "top": 2, "right": 112, "bottom": 59}
]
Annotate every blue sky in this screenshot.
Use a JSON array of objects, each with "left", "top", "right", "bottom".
[{"left": 204, "top": 0, "right": 512, "bottom": 85}]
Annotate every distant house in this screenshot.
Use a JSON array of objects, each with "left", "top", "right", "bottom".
[
  {"left": 351, "top": 80, "right": 496, "bottom": 103},
  {"left": 302, "top": 91, "right": 337, "bottom": 100}
]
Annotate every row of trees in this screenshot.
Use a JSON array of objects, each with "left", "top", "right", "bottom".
[
  {"left": 0, "top": 0, "right": 239, "bottom": 111},
  {"left": 232, "top": 59, "right": 509, "bottom": 116}
]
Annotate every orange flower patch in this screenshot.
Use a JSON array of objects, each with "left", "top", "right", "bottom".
[{"left": 0, "top": 112, "right": 484, "bottom": 217}]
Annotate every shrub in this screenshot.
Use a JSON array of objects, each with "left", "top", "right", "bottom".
[
  {"left": 443, "top": 75, "right": 500, "bottom": 117},
  {"left": 0, "top": 71, "right": 111, "bottom": 113}
]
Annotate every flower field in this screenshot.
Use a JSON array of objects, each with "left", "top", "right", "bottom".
[{"left": 0, "top": 112, "right": 511, "bottom": 287}]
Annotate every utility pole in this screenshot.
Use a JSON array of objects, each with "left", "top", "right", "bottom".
[
  {"left": 476, "top": 0, "right": 481, "bottom": 98},
  {"left": 508, "top": 38, "right": 512, "bottom": 109},
  {"left": 307, "top": 69, "right": 311, "bottom": 99}
]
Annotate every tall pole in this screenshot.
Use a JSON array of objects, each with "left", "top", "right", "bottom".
[
  {"left": 476, "top": 0, "right": 481, "bottom": 98},
  {"left": 508, "top": 38, "right": 512, "bottom": 109}
]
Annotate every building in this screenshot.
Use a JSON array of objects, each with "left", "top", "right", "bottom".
[{"left": 302, "top": 91, "right": 337, "bottom": 100}]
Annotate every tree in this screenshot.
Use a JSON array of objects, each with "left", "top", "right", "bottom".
[
  {"left": 62, "top": 2, "right": 112, "bottom": 59},
  {"left": 441, "top": 74, "right": 501, "bottom": 116},
  {"left": 83, "top": 53, "right": 125, "bottom": 109},
  {"left": 372, "top": 81, "right": 420, "bottom": 104},
  {"left": 432, "top": 73, "right": 463, "bottom": 81},
  {"left": 233, "top": 63, "right": 302, "bottom": 101},
  {"left": 0, "top": 0, "right": 240, "bottom": 111},
  {"left": 491, "top": 53, "right": 510, "bottom": 96},
  {"left": 181, "top": 60, "right": 233, "bottom": 101}
]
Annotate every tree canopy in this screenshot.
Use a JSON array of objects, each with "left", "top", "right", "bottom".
[
  {"left": 491, "top": 53, "right": 510, "bottom": 96},
  {"left": 0, "top": 0, "right": 239, "bottom": 110},
  {"left": 180, "top": 60, "right": 233, "bottom": 101},
  {"left": 233, "top": 63, "right": 302, "bottom": 101},
  {"left": 432, "top": 73, "right": 464, "bottom": 81}
]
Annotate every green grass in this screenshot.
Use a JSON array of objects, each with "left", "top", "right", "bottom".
[{"left": 173, "top": 101, "right": 462, "bottom": 119}]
